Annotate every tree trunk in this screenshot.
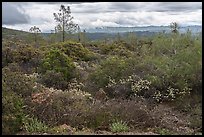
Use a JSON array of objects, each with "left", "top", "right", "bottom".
[
  {"left": 62, "top": 11, "right": 65, "bottom": 42},
  {"left": 35, "top": 33, "right": 37, "bottom": 47}
]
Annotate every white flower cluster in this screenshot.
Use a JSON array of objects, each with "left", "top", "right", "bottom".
[
  {"left": 166, "top": 87, "right": 179, "bottom": 100},
  {"left": 67, "top": 78, "right": 92, "bottom": 100},
  {"left": 153, "top": 85, "right": 192, "bottom": 102},
  {"left": 106, "top": 76, "right": 117, "bottom": 88},
  {"left": 68, "top": 78, "right": 84, "bottom": 90},
  {"left": 68, "top": 88, "right": 92, "bottom": 100},
  {"left": 153, "top": 87, "right": 179, "bottom": 102},
  {"left": 131, "top": 79, "right": 151, "bottom": 93},
  {"left": 106, "top": 75, "right": 151, "bottom": 96},
  {"left": 180, "top": 86, "right": 191, "bottom": 95},
  {"left": 73, "top": 61, "right": 85, "bottom": 70},
  {"left": 106, "top": 74, "right": 140, "bottom": 88},
  {"left": 24, "top": 73, "right": 39, "bottom": 81},
  {"left": 153, "top": 90, "right": 162, "bottom": 102}
]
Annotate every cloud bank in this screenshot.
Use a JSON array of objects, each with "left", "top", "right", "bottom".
[{"left": 2, "top": 2, "right": 202, "bottom": 32}]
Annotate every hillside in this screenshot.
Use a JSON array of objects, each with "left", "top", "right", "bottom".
[
  {"left": 2, "top": 27, "right": 31, "bottom": 39},
  {"left": 2, "top": 27, "right": 202, "bottom": 135},
  {"left": 3, "top": 25, "right": 201, "bottom": 42},
  {"left": 86, "top": 25, "right": 202, "bottom": 34}
]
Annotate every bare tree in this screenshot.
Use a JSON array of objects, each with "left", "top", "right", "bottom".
[
  {"left": 170, "top": 22, "right": 179, "bottom": 34},
  {"left": 77, "top": 24, "right": 81, "bottom": 42},
  {"left": 29, "top": 26, "right": 41, "bottom": 46},
  {"left": 53, "top": 5, "right": 78, "bottom": 42}
]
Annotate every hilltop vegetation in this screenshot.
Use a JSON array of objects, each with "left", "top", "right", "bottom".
[{"left": 2, "top": 25, "right": 202, "bottom": 135}]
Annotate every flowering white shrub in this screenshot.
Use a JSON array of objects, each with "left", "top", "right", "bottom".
[
  {"left": 131, "top": 79, "right": 151, "bottom": 94},
  {"left": 153, "top": 86, "right": 192, "bottom": 102},
  {"left": 106, "top": 74, "right": 151, "bottom": 98},
  {"left": 106, "top": 74, "right": 191, "bottom": 102},
  {"left": 153, "top": 91, "right": 162, "bottom": 102}
]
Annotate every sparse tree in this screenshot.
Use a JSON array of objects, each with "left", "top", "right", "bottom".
[
  {"left": 29, "top": 26, "right": 41, "bottom": 47},
  {"left": 126, "top": 32, "right": 137, "bottom": 46},
  {"left": 77, "top": 25, "right": 81, "bottom": 42},
  {"left": 170, "top": 22, "right": 179, "bottom": 34},
  {"left": 53, "top": 5, "right": 78, "bottom": 42},
  {"left": 116, "top": 32, "right": 121, "bottom": 41},
  {"left": 81, "top": 29, "right": 88, "bottom": 45}
]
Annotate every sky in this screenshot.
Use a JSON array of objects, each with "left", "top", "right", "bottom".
[{"left": 2, "top": 2, "right": 202, "bottom": 33}]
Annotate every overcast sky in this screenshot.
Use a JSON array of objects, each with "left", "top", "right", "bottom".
[{"left": 2, "top": 2, "right": 202, "bottom": 33}]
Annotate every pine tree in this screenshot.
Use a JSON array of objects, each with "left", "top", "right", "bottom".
[{"left": 53, "top": 5, "right": 78, "bottom": 42}]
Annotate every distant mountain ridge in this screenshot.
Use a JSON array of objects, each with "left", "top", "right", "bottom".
[
  {"left": 86, "top": 25, "right": 202, "bottom": 34},
  {"left": 2, "top": 25, "right": 202, "bottom": 42}
]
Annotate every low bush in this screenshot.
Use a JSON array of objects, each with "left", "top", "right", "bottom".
[
  {"left": 39, "top": 48, "right": 76, "bottom": 82},
  {"left": 52, "top": 41, "right": 97, "bottom": 61},
  {"left": 100, "top": 41, "right": 134, "bottom": 57},
  {"left": 110, "top": 120, "right": 129, "bottom": 133},
  {"left": 2, "top": 91, "right": 25, "bottom": 135},
  {"left": 27, "top": 88, "right": 156, "bottom": 131},
  {"left": 105, "top": 74, "right": 153, "bottom": 99},
  {"left": 37, "top": 70, "right": 68, "bottom": 90},
  {"left": 2, "top": 65, "right": 35, "bottom": 98},
  {"left": 25, "top": 80, "right": 93, "bottom": 128},
  {"left": 143, "top": 33, "right": 202, "bottom": 102},
  {"left": 89, "top": 56, "right": 130, "bottom": 89},
  {"left": 2, "top": 41, "right": 42, "bottom": 73},
  {"left": 22, "top": 117, "right": 49, "bottom": 133}
]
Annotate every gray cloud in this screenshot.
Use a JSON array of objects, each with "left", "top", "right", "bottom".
[
  {"left": 2, "top": 2, "right": 30, "bottom": 25},
  {"left": 2, "top": 2, "right": 201, "bottom": 32},
  {"left": 70, "top": 2, "right": 202, "bottom": 13},
  {"left": 147, "top": 2, "right": 202, "bottom": 12},
  {"left": 108, "top": 2, "right": 202, "bottom": 12},
  {"left": 40, "top": 2, "right": 92, "bottom": 4}
]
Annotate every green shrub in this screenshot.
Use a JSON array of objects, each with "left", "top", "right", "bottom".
[
  {"left": 2, "top": 66, "right": 35, "bottom": 98},
  {"left": 22, "top": 117, "right": 49, "bottom": 133},
  {"left": 142, "top": 33, "right": 202, "bottom": 101},
  {"left": 100, "top": 41, "right": 134, "bottom": 57},
  {"left": 2, "top": 44, "right": 14, "bottom": 67},
  {"left": 106, "top": 74, "right": 153, "bottom": 99},
  {"left": 38, "top": 70, "right": 68, "bottom": 90},
  {"left": 39, "top": 48, "right": 76, "bottom": 81},
  {"left": 156, "top": 128, "right": 174, "bottom": 135},
  {"left": 2, "top": 41, "right": 42, "bottom": 72},
  {"left": 26, "top": 79, "right": 93, "bottom": 128},
  {"left": 2, "top": 91, "right": 25, "bottom": 135},
  {"left": 89, "top": 56, "right": 129, "bottom": 89},
  {"left": 109, "top": 120, "right": 129, "bottom": 133},
  {"left": 2, "top": 64, "right": 38, "bottom": 134},
  {"left": 52, "top": 41, "right": 97, "bottom": 61}
]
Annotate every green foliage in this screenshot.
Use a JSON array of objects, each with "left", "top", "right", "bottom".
[
  {"left": 2, "top": 40, "right": 42, "bottom": 72},
  {"left": 23, "top": 117, "right": 49, "bottom": 133},
  {"left": 188, "top": 102, "right": 202, "bottom": 132},
  {"left": 143, "top": 33, "right": 202, "bottom": 101},
  {"left": 2, "top": 65, "right": 35, "bottom": 98},
  {"left": 54, "top": 41, "right": 97, "bottom": 61},
  {"left": 2, "top": 91, "right": 25, "bottom": 135},
  {"left": 26, "top": 80, "right": 93, "bottom": 128},
  {"left": 110, "top": 120, "right": 129, "bottom": 133},
  {"left": 53, "top": 5, "right": 78, "bottom": 42},
  {"left": 106, "top": 75, "right": 153, "bottom": 99},
  {"left": 38, "top": 70, "right": 68, "bottom": 90},
  {"left": 2, "top": 26, "right": 202, "bottom": 135},
  {"left": 100, "top": 41, "right": 134, "bottom": 57},
  {"left": 2, "top": 64, "right": 42, "bottom": 135},
  {"left": 156, "top": 128, "right": 174, "bottom": 135},
  {"left": 90, "top": 56, "right": 129, "bottom": 89},
  {"left": 40, "top": 48, "right": 75, "bottom": 81}
]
